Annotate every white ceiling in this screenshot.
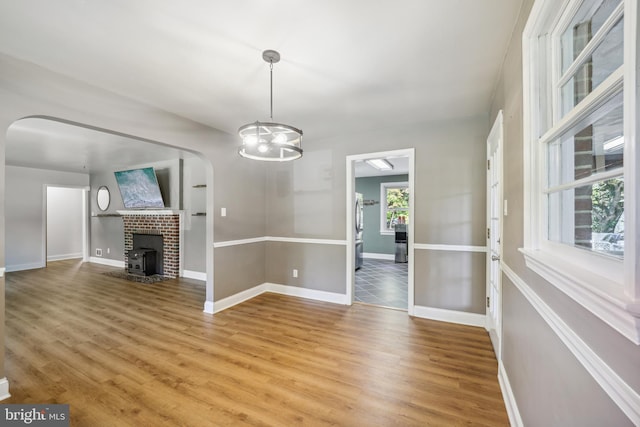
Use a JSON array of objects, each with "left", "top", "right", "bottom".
[
  {"left": 0, "top": 0, "right": 522, "bottom": 171},
  {"left": 6, "top": 118, "right": 196, "bottom": 173}
]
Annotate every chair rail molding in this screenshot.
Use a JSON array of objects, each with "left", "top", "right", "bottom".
[{"left": 502, "top": 262, "right": 640, "bottom": 425}]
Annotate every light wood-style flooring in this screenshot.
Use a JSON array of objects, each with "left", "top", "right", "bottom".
[{"left": 4, "top": 260, "right": 509, "bottom": 426}]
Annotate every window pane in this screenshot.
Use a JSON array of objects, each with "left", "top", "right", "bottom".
[
  {"left": 547, "top": 96, "right": 623, "bottom": 188},
  {"left": 560, "top": 18, "right": 623, "bottom": 117},
  {"left": 548, "top": 178, "right": 624, "bottom": 257},
  {"left": 561, "top": 0, "right": 622, "bottom": 74},
  {"left": 386, "top": 187, "right": 409, "bottom": 209},
  {"left": 384, "top": 186, "right": 409, "bottom": 230}
]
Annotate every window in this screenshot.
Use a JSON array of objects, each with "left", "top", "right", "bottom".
[
  {"left": 523, "top": 0, "right": 639, "bottom": 343},
  {"left": 380, "top": 182, "right": 409, "bottom": 234},
  {"left": 547, "top": 94, "right": 624, "bottom": 257}
]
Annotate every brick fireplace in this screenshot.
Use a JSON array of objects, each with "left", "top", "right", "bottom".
[{"left": 118, "top": 210, "right": 183, "bottom": 278}]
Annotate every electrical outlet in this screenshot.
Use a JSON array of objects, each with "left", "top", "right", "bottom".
[
  {"left": 292, "top": 269, "right": 298, "bottom": 278},
  {"left": 96, "top": 248, "right": 103, "bottom": 257},
  {"left": 107, "top": 248, "right": 110, "bottom": 254}
]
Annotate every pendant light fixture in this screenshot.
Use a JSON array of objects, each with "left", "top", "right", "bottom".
[{"left": 238, "top": 50, "right": 303, "bottom": 161}]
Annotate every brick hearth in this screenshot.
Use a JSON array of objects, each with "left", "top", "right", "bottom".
[{"left": 119, "top": 211, "right": 182, "bottom": 278}]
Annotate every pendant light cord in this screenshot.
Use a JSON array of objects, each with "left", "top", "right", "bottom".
[{"left": 269, "top": 61, "right": 274, "bottom": 120}]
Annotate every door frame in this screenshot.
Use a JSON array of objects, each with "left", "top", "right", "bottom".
[
  {"left": 486, "top": 111, "right": 504, "bottom": 358},
  {"left": 346, "top": 148, "right": 415, "bottom": 314},
  {"left": 43, "top": 184, "right": 90, "bottom": 266}
]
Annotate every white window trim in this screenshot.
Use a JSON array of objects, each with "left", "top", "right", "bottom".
[
  {"left": 379, "top": 181, "right": 408, "bottom": 235},
  {"left": 522, "top": 0, "right": 640, "bottom": 344}
]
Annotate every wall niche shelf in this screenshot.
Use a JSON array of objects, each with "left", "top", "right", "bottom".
[
  {"left": 192, "top": 212, "right": 206, "bottom": 217},
  {"left": 192, "top": 184, "right": 206, "bottom": 188},
  {"left": 92, "top": 213, "right": 122, "bottom": 218}
]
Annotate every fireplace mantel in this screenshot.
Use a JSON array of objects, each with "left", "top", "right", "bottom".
[{"left": 117, "top": 210, "right": 183, "bottom": 216}]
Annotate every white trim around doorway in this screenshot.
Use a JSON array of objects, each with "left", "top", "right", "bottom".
[
  {"left": 346, "top": 148, "right": 415, "bottom": 315},
  {"left": 43, "top": 185, "right": 90, "bottom": 269}
]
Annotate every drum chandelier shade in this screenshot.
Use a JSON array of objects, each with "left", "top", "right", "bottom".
[{"left": 238, "top": 50, "right": 303, "bottom": 161}]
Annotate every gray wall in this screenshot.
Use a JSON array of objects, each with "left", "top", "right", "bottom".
[
  {"left": 214, "top": 243, "right": 265, "bottom": 300},
  {"left": 265, "top": 118, "right": 488, "bottom": 313},
  {"left": 414, "top": 250, "right": 486, "bottom": 314},
  {"left": 266, "top": 242, "right": 346, "bottom": 293},
  {"left": 183, "top": 156, "right": 207, "bottom": 273},
  {"left": 90, "top": 169, "right": 125, "bottom": 261},
  {"left": 211, "top": 133, "right": 266, "bottom": 298},
  {"left": 490, "top": 0, "right": 638, "bottom": 424},
  {"left": 89, "top": 156, "right": 209, "bottom": 273},
  {"left": 5, "top": 166, "right": 89, "bottom": 271},
  {"left": 46, "top": 186, "right": 84, "bottom": 261},
  {"left": 355, "top": 174, "right": 408, "bottom": 255}
]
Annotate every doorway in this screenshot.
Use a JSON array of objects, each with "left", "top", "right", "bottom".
[
  {"left": 45, "top": 185, "right": 89, "bottom": 265},
  {"left": 346, "top": 149, "right": 415, "bottom": 314}
]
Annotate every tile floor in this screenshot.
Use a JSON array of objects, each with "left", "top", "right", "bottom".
[{"left": 355, "top": 258, "right": 408, "bottom": 309}]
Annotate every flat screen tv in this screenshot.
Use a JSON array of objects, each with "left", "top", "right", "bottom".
[{"left": 114, "top": 167, "right": 165, "bottom": 209}]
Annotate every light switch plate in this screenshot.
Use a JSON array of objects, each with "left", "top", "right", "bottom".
[{"left": 221, "top": 207, "right": 227, "bottom": 217}]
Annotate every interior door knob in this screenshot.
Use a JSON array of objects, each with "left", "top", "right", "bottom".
[{"left": 491, "top": 255, "right": 500, "bottom": 261}]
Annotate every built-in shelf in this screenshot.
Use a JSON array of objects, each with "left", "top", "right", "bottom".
[
  {"left": 192, "top": 184, "right": 206, "bottom": 188},
  {"left": 92, "top": 213, "right": 121, "bottom": 218},
  {"left": 192, "top": 212, "right": 206, "bottom": 217}
]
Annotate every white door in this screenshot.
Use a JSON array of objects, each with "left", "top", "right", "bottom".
[{"left": 486, "top": 111, "right": 503, "bottom": 358}]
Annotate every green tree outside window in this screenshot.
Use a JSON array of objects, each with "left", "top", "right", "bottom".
[{"left": 386, "top": 187, "right": 409, "bottom": 229}]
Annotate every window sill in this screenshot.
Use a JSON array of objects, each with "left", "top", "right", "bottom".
[{"left": 519, "top": 248, "right": 640, "bottom": 344}]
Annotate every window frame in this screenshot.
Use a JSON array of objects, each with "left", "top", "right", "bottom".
[
  {"left": 379, "top": 181, "right": 409, "bottom": 235},
  {"left": 522, "top": 0, "right": 640, "bottom": 344}
]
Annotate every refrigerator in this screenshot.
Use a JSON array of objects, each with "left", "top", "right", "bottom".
[{"left": 355, "top": 192, "right": 364, "bottom": 270}]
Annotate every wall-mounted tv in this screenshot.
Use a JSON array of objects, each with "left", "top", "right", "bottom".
[{"left": 114, "top": 167, "right": 165, "bottom": 209}]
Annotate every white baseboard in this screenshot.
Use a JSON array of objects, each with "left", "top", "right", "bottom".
[
  {"left": 498, "top": 362, "right": 523, "bottom": 427},
  {"left": 214, "top": 284, "right": 268, "bottom": 313},
  {"left": 203, "top": 301, "right": 214, "bottom": 314},
  {"left": 88, "top": 257, "right": 125, "bottom": 268},
  {"left": 212, "top": 282, "right": 348, "bottom": 314},
  {"left": 265, "top": 283, "right": 349, "bottom": 305},
  {"left": 413, "top": 305, "right": 486, "bottom": 328},
  {"left": 363, "top": 252, "right": 394, "bottom": 260},
  {"left": 182, "top": 270, "right": 207, "bottom": 281},
  {"left": 0, "top": 377, "right": 10, "bottom": 401},
  {"left": 47, "top": 252, "right": 83, "bottom": 262},
  {"left": 5, "top": 262, "right": 45, "bottom": 272}
]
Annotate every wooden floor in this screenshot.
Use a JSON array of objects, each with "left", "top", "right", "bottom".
[{"left": 4, "top": 260, "right": 509, "bottom": 426}]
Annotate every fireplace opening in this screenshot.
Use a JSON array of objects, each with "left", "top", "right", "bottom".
[
  {"left": 128, "top": 248, "right": 157, "bottom": 276},
  {"left": 128, "top": 233, "right": 164, "bottom": 276}
]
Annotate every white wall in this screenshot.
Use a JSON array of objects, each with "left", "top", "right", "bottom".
[
  {"left": 6, "top": 166, "right": 89, "bottom": 271},
  {"left": 46, "top": 186, "right": 84, "bottom": 262}
]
